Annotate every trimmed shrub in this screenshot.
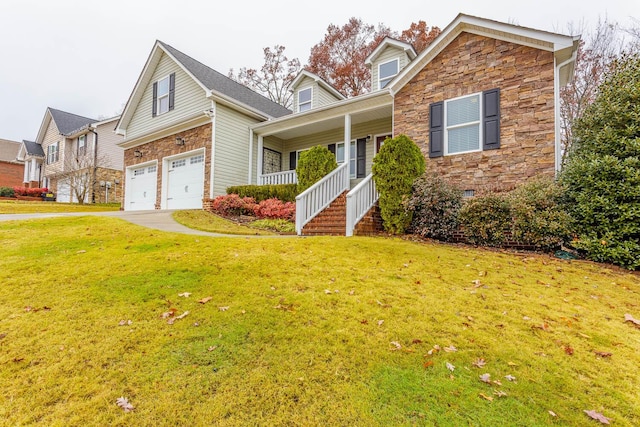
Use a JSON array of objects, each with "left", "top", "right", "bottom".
[
  {"left": 405, "top": 174, "right": 463, "bottom": 241},
  {"left": 507, "top": 177, "right": 572, "bottom": 251},
  {"left": 0, "top": 187, "right": 15, "bottom": 197},
  {"left": 372, "top": 134, "right": 425, "bottom": 234},
  {"left": 458, "top": 193, "right": 511, "bottom": 246},
  {"left": 210, "top": 194, "right": 257, "bottom": 216},
  {"left": 226, "top": 184, "right": 298, "bottom": 202},
  {"left": 560, "top": 53, "right": 640, "bottom": 269},
  {"left": 296, "top": 146, "right": 337, "bottom": 193},
  {"left": 253, "top": 198, "right": 296, "bottom": 221},
  {"left": 13, "top": 187, "right": 48, "bottom": 197}
]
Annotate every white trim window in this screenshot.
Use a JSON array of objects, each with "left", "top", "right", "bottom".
[
  {"left": 47, "top": 141, "right": 59, "bottom": 164},
  {"left": 378, "top": 58, "right": 399, "bottom": 89},
  {"left": 445, "top": 93, "right": 482, "bottom": 155},
  {"left": 298, "top": 87, "right": 312, "bottom": 112},
  {"left": 157, "top": 76, "right": 170, "bottom": 115},
  {"left": 77, "top": 135, "right": 86, "bottom": 156},
  {"left": 335, "top": 141, "right": 357, "bottom": 179}
]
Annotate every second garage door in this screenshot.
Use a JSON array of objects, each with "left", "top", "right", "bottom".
[
  {"left": 126, "top": 164, "right": 157, "bottom": 211},
  {"left": 166, "top": 153, "right": 205, "bottom": 209}
]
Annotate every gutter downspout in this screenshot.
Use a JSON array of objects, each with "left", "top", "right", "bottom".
[
  {"left": 88, "top": 127, "right": 98, "bottom": 203},
  {"left": 554, "top": 52, "right": 578, "bottom": 174}
]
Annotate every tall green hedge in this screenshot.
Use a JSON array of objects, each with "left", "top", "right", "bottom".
[
  {"left": 372, "top": 134, "right": 425, "bottom": 234},
  {"left": 560, "top": 53, "right": 640, "bottom": 269},
  {"left": 296, "top": 146, "right": 338, "bottom": 193},
  {"left": 226, "top": 184, "right": 298, "bottom": 202}
]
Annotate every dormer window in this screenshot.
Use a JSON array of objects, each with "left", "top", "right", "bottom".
[
  {"left": 298, "top": 87, "right": 312, "bottom": 112},
  {"left": 152, "top": 73, "right": 175, "bottom": 117},
  {"left": 379, "top": 58, "right": 399, "bottom": 89}
]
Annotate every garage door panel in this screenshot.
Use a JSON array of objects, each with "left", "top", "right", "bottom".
[
  {"left": 166, "top": 153, "right": 204, "bottom": 210},
  {"left": 126, "top": 164, "right": 157, "bottom": 211}
]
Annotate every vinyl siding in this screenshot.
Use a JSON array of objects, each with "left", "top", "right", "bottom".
[
  {"left": 371, "top": 46, "right": 411, "bottom": 91},
  {"left": 126, "top": 52, "right": 210, "bottom": 140},
  {"left": 41, "top": 119, "right": 63, "bottom": 176},
  {"left": 317, "top": 86, "right": 341, "bottom": 107},
  {"left": 96, "top": 121, "right": 124, "bottom": 170},
  {"left": 281, "top": 117, "right": 392, "bottom": 175},
  {"left": 292, "top": 76, "right": 341, "bottom": 112},
  {"left": 213, "top": 104, "right": 262, "bottom": 195}
]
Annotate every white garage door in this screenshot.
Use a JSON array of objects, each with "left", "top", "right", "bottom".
[
  {"left": 126, "top": 164, "right": 157, "bottom": 211},
  {"left": 166, "top": 153, "right": 205, "bottom": 209},
  {"left": 57, "top": 179, "right": 71, "bottom": 203}
]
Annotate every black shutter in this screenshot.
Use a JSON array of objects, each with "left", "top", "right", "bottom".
[
  {"left": 429, "top": 101, "right": 444, "bottom": 158},
  {"left": 168, "top": 73, "right": 176, "bottom": 111},
  {"left": 289, "top": 151, "right": 297, "bottom": 170},
  {"left": 356, "top": 138, "right": 366, "bottom": 178},
  {"left": 482, "top": 88, "right": 500, "bottom": 150},
  {"left": 152, "top": 82, "right": 158, "bottom": 117},
  {"left": 328, "top": 144, "right": 336, "bottom": 155}
]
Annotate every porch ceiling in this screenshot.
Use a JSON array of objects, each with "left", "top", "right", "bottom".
[{"left": 253, "top": 91, "right": 393, "bottom": 140}]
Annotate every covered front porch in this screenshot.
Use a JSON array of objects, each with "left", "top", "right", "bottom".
[{"left": 249, "top": 91, "right": 393, "bottom": 236}]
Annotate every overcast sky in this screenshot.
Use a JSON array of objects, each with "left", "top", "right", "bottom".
[{"left": 1, "top": 0, "right": 638, "bottom": 142}]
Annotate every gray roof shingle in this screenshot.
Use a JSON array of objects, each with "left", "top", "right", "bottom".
[
  {"left": 159, "top": 41, "right": 291, "bottom": 119},
  {"left": 0, "top": 139, "right": 22, "bottom": 163},
  {"left": 49, "top": 108, "right": 96, "bottom": 136},
  {"left": 22, "top": 140, "right": 45, "bottom": 157}
]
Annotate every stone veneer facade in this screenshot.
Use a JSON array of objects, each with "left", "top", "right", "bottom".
[
  {"left": 394, "top": 32, "right": 556, "bottom": 192},
  {"left": 123, "top": 123, "right": 212, "bottom": 209}
]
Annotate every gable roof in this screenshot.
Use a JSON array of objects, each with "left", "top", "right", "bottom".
[
  {"left": 116, "top": 41, "right": 291, "bottom": 134},
  {"left": 21, "top": 140, "right": 45, "bottom": 158},
  {"left": 365, "top": 37, "right": 417, "bottom": 66},
  {"left": 49, "top": 108, "right": 97, "bottom": 135},
  {"left": 290, "top": 70, "right": 346, "bottom": 101},
  {"left": 388, "top": 13, "right": 580, "bottom": 95},
  {"left": 0, "top": 138, "right": 22, "bottom": 163}
]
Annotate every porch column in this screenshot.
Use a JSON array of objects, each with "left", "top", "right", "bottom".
[
  {"left": 344, "top": 114, "right": 351, "bottom": 178},
  {"left": 248, "top": 130, "right": 253, "bottom": 184},
  {"left": 257, "top": 135, "right": 264, "bottom": 184},
  {"left": 30, "top": 158, "right": 38, "bottom": 181}
]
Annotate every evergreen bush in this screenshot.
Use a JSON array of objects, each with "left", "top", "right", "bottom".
[
  {"left": 372, "top": 134, "right": 425, "bottom": 234},
  {"left": 458, "top": 193, "right": 511, "bottom": 246},
  {"left": 296, "top": 146, "right": 337, "bottom": 193},
  {"left": 226, "top": 184, "right": 298, "bottom": 202}
]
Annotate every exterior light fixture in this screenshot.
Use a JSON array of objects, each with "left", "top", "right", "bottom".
[
  {"left": 176, "top": 137, "right": 185, "bottom": 146},
  {"left": 134, "top": 149, "right": 143, "bottom": 158}
]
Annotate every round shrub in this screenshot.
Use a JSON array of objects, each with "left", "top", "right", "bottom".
[
  {"left": 210, "top": 194, "right": 257, "bottom": 216},
  {"left": 507, "top": 177, "right": 572, "bottom": 251},
  {"left": 253, "top": 198, "right": 296, "bottom": 221},
  {"left": 372, "top": 134, "right": 425, "bottom": 234},
  {"left": 405, "top": 174, "right": 463, "bottom": 241},
  {"left": 458, "top": 193, "right": 511, "bottom": 246},
  {"left": 0, "top": 187, "right": 15, "bottom": 197},
  {"left": 296, "top": 146, "right": 338, "bottom": 193}
]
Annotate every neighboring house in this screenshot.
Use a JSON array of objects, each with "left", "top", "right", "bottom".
[
  {"left": 116, "top": 14, "right": 578, "bottom": 236},
  {"left": 0, "top": 138, "right": 24, "bottom": 188},
  {"left": 19, "top": 108, "right": 124, "bottom": 203},
  {"left": 115, "top": 40, "right": 290, "bottom": 211}
]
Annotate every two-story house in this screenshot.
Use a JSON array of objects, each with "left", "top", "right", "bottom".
[{"left": 18, "top": 108, "right": 124, "bottom": 203}]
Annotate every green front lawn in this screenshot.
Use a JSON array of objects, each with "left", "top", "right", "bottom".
[
  {"left": 0, "top": 216, "right": 638, "bottom": 426},
  {"left": 0, "top": 200, "right": 121, "bottom": 213}
]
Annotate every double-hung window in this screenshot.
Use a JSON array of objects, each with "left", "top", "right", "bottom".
[
  {"left": 152, "top": 73, "right": 175, "bottom": 117},
  {"left": 298, "top": 87, "right": 312, "bottom": 112},
  {"left": 47, "top": 141, "right": 59, "bottom": 164},
  {"left": 446, "top": 93, "right": 481, "bottom": 154},
  {"left": 378, "top": 58, "right": 399, "bottom": 89},
  {"left": 77, "top": 135, "right": 86, "bottom": 156}
]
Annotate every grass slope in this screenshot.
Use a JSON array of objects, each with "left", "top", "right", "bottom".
[
  {"left": 0, "top": 200, "right": 120, "bottom": 214},
  {"left": 0, "top": 217, "right": 638, "bottom": 426},
  {"left": 172, "top": 210, "right": 273, "bottom": 236}
]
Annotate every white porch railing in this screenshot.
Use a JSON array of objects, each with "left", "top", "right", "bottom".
[
  {"left": 295, "top": 162, "right": 349, "bottom": 235},
  {"left": 259, "top": 170, "right": 297, "bottom": 185},
  {"left": 345, "top": 173, "right": 379, "bottom": 237}
]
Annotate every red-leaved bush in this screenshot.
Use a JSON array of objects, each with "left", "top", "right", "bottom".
[
  {"left": 13, "top": 187, "right": 49, "bottom": 197},
  {"left": 210, "top": 194, "right": 257, "bottom": 216},
  {"left": 253, "top": 198, "right": 296, "bottom": 221}
]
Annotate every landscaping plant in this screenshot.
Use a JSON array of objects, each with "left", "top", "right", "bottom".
[
  {"left": 253, "top": 198, "right": 295, "bottom": 221},
  {"left": 372, "top": 134, "right": 425, "bottom": 234},
  {"left": 296, "top": 146, "right": 337, "bottom": 193},
  {"left": 209, "top": 194, "right": 257, "bottom": 217},
  {"left": 458, "top": 192, "right": 512, "bottom": 246},
  {"left": 560, "top": 52, "right": 640, "bottom": 269},
  {"left": 226, "top": 183, "right": 298, "bottom": 202}
]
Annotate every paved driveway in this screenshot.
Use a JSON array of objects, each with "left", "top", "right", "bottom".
[{"left": 0, "top": 210, "right": 261, "bottom": 237}]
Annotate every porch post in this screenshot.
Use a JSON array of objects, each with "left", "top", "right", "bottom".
[
  {"left": 248, "top": 130, "right": 253, "bottom": 184},
  {"left": 257, "top": 135, "right": 264, "bottom": 184},
  {"left": 344, "top": 114, "right": 351, "bottom": 179},
  {"left": 30, "top": 158, "right": 37, "bottom": 182}
]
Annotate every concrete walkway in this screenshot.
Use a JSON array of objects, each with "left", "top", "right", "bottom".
[{"left": 0, "top": 210, "right": 286, "bottom": 238}]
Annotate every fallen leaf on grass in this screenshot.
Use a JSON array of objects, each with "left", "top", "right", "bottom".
[
  {"left": 178, "top": 292, "right": 191, "bottom": 298},
  {"left": 480, "top": 373, "right": 491, "bottom": 383},
  {"left": 198, "top": 297, "right": 213, "bottom": 304},
  {"left": 505, "top": 375, "right": 516, "bottom": 382},
  {"left": 161, "top": 308, "right": 178, "bottom": 319},
  {"left": 349, "top": 290, "right": 355, "bottom": 295},
  {"left": 532, "top": 323, "right": 551, "bottom": 331},
  {"left": 472, "top": 358, "right": 486, "bottom": 368},
  {"left": 443, "top": 345, "right": 457, "bottom": 353},
  {"left": 564, "top": 345, "right": 574, "bottom": 355},
  {"left": 360, "top": 319, "right": 368, "bottom": 325},
  {"left": 0, "top": 333, "right": 6, "bottom": 340},
  {"left": 494, "top": 390, "right": 507, "bottom": 397},
  {"left": 446, "top": 362, "right": 455, "bottom": 372},
  {"left": 207, "top": 346, "right": 217, "bottom": 352},
  {"left": 218, "top": 306, "right": 229, "bottom": 312},
  {"left": 578, "top": 332, "right": 592, "bottom": 339},
  {"left": 76, "top": 250, "right": 86, "bottom": 254},
  {"left": 507, "top": 362, "right": 518, "bottom": 367},
  {"left": 167, "top": 311, "right": 189, "bottom": 325},
  {"left": 412, "top": 339, "right": 423, "bottom": 344},
  {"left": 390, "top": 341, "right": 402, "bottom": 350},
  {"left": 116, "top": 396, "right": 134, "bottom": 412},
  {"left": 377, "top": 320, "right": 384, "bottom": 326},
  {"left": 594, "top": 351, "right": 612, "bottom": 358},
  {"left": 423, "top": 360, "right": 434, "bottom": 368},
  {"left": 324, "top": 289, "right": 333, "bottom": 294},
  {"left": 479, "top": 393, "right": 493, "bottom": 401},
  {"left": 624, "top": 314, "right": 640, "bottom": 329},
  {"left": 118, "top": 320, "right": 132, "bottom": 326},
  {"left": 471, "top": 279, "right": 483, "bottom": 288},
  {"left": 584, "top": 409, "right": 611, "bottom": 424},
  {"left": 549, "top": 410, "right": 558, "bottom": 417}
]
